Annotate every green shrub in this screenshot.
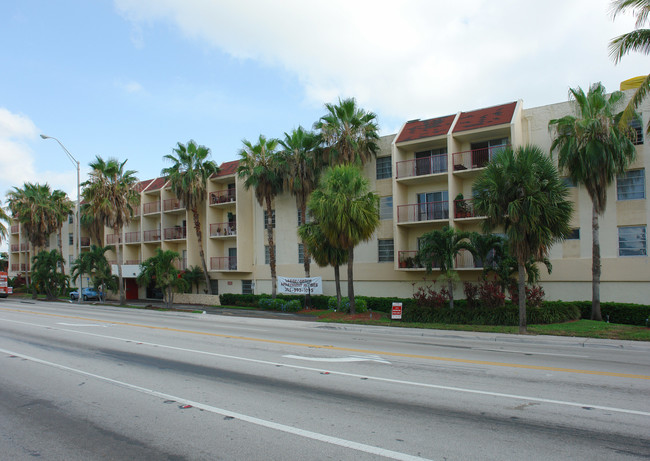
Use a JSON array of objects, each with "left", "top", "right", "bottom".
[
  {"left": 282, "top": 299, "right": 302, "bottom": 312},
  {"left": 219, "top": 293, "right": 329, "bottom": 309},
  {"left": 329, "top": 297, "right": 368, "bottom": 313},
  {"left": 575, "top": 301, "right": 650, "bottom": 326},
  {"left": 258, "top": 298, "right": 285, "bottom": 310}
]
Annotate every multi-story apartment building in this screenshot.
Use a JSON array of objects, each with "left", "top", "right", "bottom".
[{"left": 8, "top": 88, "right": 649, "bottom": 304}]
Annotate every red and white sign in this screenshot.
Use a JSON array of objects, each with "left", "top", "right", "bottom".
[{"left": 391, "top": 302, "right": 402, "bottom": 320}]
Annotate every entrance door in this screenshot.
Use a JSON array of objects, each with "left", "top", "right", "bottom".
[
  {"left": 228, "top": 247, "right": 237, "bottom": 270},
  {"left": 125, "top": 278, "right": 139, "bottom": 300}
]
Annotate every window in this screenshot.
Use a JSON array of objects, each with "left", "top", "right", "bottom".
[
  {"left": 298, "top": 243, "right": 310, "bottom": 264},
  {"left": 69, "top": 254, "right": 74, "bottom": 266},
  {"left": 630, "top": 117, "right": 644, "bottom": 145},
  {"left": 378, "top": 239, "right": 394, "bottom": 262},
  {"left": 562, "top": 177, "right": 576, "bottom": 188},
  {"left": 297, "top": 209, "right": 311, "bottom": 226},
  {"left": 68, "top": 214, "right": 74, "bottom": 224},
  {"left": 242, "top": 280, "right": 253, "bottom": 295},
  {"left": 263, "top": 210, "right": 275, "bottom": 229},
  {"left": 376, "top": 156, "right": 392, "bottom": 179},
  {"left": 209, "top": 279, "right": 219, "bottom": 295},
  {"left": 567, "top": 228, "right": 580, "bottom": 240},
  {"left": 415, "top": 148, "right": 447, "bottom": 175},
  {"left": 417, "top": 191, "right": 449, "bottom": 221},
  {"left": 617, "top": 169, "right": 645, "bottom": 200},
  {"left": 618, "top": 226, "right": 646, "bottom": 256},
  {"left": 69, "top": 233, "right": 74, "bottom": 245},
  {"left": 264, "top": 245, "right": 276, "bottom": 265},
  {"left": 379, "top": 196, "right": 393, "bottom": 220}
]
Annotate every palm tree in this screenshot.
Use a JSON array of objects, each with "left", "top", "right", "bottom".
[
  {"left": 308, "top": 164, "right": 380, "bottom": 314},
  {"left": 609, "top": 0, "right": 650, "bottom": 131},
  {"left": 418, "top": 226, "right": 474, "bottom": 309},
  {"left": 0, "top": 200, "right": 9, "bottom": 245},
  {"left": 137, "top": 249, "right": 187, "bottom": 309},
  {"left": 82, "top": 156, "right": 139, "bottom": 305},
  {"left": 182, "top": 265, "right": 204, "bottom": 294},
  {"left": 279, "top": 126, "right": 323, "bottom": 307},
  {"left": 473, "top": 145, "right": 573, "bottom": 334},
  {"left": 80, "top": 203, "right": 105, "bottom": 247},
  {"left": 238, "top": 135, "right": 284, "bottom": 298},
  {"left": 162, "top": 140, "right": 219, "bottom": 295},
  {"left": 298, "top": 221, "right": 349, "bottom": 309},
  {"left": 468, "top": 232, "right": 504, "bottom": 278},
  {"left": 50, "top": 189, "right": 74, "bottom": 276},
  {"left": 31, "top": 249, "right": 66, "bottom": 300},
  {"left": 549, "top": 83, "right": 636, "bottom": 321},
  {"left": 71, "top": 244, "right": 115, "bottom": 303},
  {"left": 314, "top": 97, "right": 380, "bottom": 166}
]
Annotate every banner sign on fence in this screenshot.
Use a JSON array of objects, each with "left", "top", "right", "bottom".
[{"left": 277, "top": 276, "right": 323, "bottom": 295}]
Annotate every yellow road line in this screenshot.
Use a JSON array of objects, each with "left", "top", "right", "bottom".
[{"left": 2, "top": 307, "right": 649, "bottom": 380}]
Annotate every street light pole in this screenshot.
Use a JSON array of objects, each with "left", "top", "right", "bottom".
[{"left": 40, "top": 134, "right": 82, "bottom": 304}]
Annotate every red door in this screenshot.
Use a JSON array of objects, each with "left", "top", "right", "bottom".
[{"left": 125, "top": 278, "right": 139, "bottom": 300}]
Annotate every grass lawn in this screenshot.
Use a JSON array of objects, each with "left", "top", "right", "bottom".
[{"left": 306, "top": 310, "right": 650, "bottom": 341}]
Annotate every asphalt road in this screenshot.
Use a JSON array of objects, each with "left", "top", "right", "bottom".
[{"left": 0, "top": 298, "right": 648, "bottom": 460}]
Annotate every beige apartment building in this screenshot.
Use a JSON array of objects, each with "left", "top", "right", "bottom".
[{"left": 7, "top": 89, "right": 649, "bottom": 304}]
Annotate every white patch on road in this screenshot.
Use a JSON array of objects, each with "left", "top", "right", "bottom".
[
  {"left": 56, "top": 323, "right": 108, "bottom": 327},
  {"left": 473, "top": 348, "right": 590, "bottom": 358},
  {"left": 283, "top": 354, "right": 391, "bottom": 364},
  {"left": 0, "top": 347, "right": 431, "bottom": 461}
]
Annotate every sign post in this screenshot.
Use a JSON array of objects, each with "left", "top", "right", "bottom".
[{"left": 391, "top": 302, "right": 402, "bottom": 320}]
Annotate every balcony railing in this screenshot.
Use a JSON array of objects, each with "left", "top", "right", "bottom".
[
  {"left": 174, "top": 257, "right": 188, "bottom": 271},
  {"left": 163, "top": 227, "right": 187, "bottom": 240},
  {"left": 132, "top": 205, "right": 141, "bottom": 217},
  {"left": 124, "top": 231, "right": 141, "bottom": 244},
  {"left": 10, "top": 244, "right": 19, "bottom": 252},
  {"left": 396, "top": 153, "right": 447, "bottom": 179},
  {"left": 397, "top": 251, "right": 425, "bottom": 269},
  {"left": 210, "top": 256, "right": 237, "bottom": 271},
  {"left": 11, "top": 264, "right": 19, "bottom": 272},
  {"left": 209, "top": 188, "right": 236, "bottom": 205},
  {"left": 20, "top": 264, "right": 30, "bottom": 271},
  {"left": 20, "top": 243, "right": 29, "bottom": 251},
  {"left": 454, "top": 249, "right": 478, "bottom": 269},
  {"left": 453, "top": 199, "right": 482, "bottom": 219},
  {"left": 163, "top": 198, "right": 185, "bottom": 212},
  {"left": 80, "top": 237, "right": 91, "bottom": 247},
  {"left": 453, "top": 144, "right": 509, "bottom": 171},
  {"left": 125, "top": 259, "right": 141, "bottom": 266},
  {"left": 106, "top": 233, "right": 120, "bottom": 245},
  {"left": 143, "top": 201, "right": 161, "bottom": 215},
  {"left": 210, "top": 221, "right": 237, "bottom": 237},
  {"left": 397, "top": 201, "right": 449, "bottom": 223},
  {"left": 10, "top": 224, "right": 19, "bottom": 234},
  {"left": 143, "top": 229, "right": 161, "bottom": 242}
]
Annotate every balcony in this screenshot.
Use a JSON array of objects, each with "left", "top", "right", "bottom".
[
  {"left": 174, "top": 257, "right": 188, "bottom": 271},
  {"left": 10, "top": 224, "right": 19, "bottom": 234},
  {"left": 143, "top": 229, "right": 161, "bottom": 242},
  {"left": 124, "top": 231, "right": 141, "bottom": 244},
  {"left": 10, "top": 244, "right": 19, "bottom": 252},
  {"left": 20, "top": 263, "right": 30, "bottom": 271},
  {"left": 453, "top": 144, "right": 509, "bottom": 172},
  {"left": 210, "top": 256, "right": 237, "bottom": 271},
  {"left": 396, "top": 154, "right": 447, "bottom": 180},
  {"left": 209, "top": 188, "right": 236, "bottom": 205},
  {"left": 132, "top": 205, "right": 141, "bottom": 217},
  {"left": 163, "top": 227, "right": 186, "bottom": 240},
  {"left": 11, "top": 264, "right": 19, "bottom": 272},
  {"left": 163, "top": 198, "right": 185, "bottom": 212},
  {"left": 20, "top": 243, "right": 29, "bottom": 252},
  {"left": 397, "top": 201, "right": 449, "bottom": 224},
  {"left": 80, "top": 237, "right": 91, "bottom": 247},
  {"left": 397, "top": 251, "right": 425, "bottom": 269},
  {"left": 143, "top": 201, "right": 161, "bottom": 215},
  {"left": 106, "top": 233, "right": 119, "bottom": 245},
  {"left": 210, "top": 221, "right": 236, "bottom": 237},
  {"left": 453, "top": 199, "right": 483, "bottom": 219},
  {"left": 125, "top": 259, "right": 141, "bottom": 266}
]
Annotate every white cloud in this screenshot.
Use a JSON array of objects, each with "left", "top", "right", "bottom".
[{"left": 114, "top": 0, "right": 646, "bottom": 122}]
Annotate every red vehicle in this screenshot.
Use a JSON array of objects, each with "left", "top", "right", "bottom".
[{"left": 0, "top": 272, "right": 10, "bottom": 298}]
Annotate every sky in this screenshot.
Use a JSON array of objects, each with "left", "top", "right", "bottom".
[{"left": 0, "top": 0, "right": 647, "bottom": 219}]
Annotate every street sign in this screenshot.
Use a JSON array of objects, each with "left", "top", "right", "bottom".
[{"left": 391, "top": 302, "right": 402, "bottom": 320}]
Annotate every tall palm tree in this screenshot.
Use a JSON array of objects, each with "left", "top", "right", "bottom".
[
  {"left": 418, "top": 226, "right": 474, "bottom": 309},
  {"left": 80, "top": 203, "right": 105, "bottom": 247},
  {"left": 137, "top": 248, "right": 186, "bottom": 309},
  {"left": 473, "top": 145, "right": 573, "bottom": 334},
  {"left": 298, "top": 221, "right": 349, "bottom": 309},
  {"left": 71, "top": 244, "right": 115, "bottom": 303},
  {"left": 238, "top": 135, "right": 284, "bottom": 298},
  {"left": 7, "top": 182, "right": 61, "bottom": 295},
  {"left": 51, "top": 189, "right": 74, "bottom": 276},
  {"left": 308, "top": 164, "right": 380, "bottom": 314},
  {"left": 0, "top": 200, "right": 9, "bottom": 245},
  {"left": 279, "top": 126, "right": 323, "bottom": 306},
  {"left": 549, "top": 83, "right": 636, "bottom": 321},
  {"left": 609, "top": 0, "right": 650, "bottom": 131},
  {"left": 31, "top": 249, "right": 66, "bottom": 301},
  {"left": 314, "top": 97, "right": 380, "bottom": 166},
  {"left": 162, "top": 140, "right": 219, "bottom": 295},
  {"left": 82, "top": 156, "right": 139, "bottom": 305}
]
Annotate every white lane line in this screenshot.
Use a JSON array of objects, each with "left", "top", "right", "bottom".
[
  {"left": 2, "top": 318, "right": 649, "bottom": 417},
  {"left": 472, "top": 348, "right": 590, "bottom": 358},
  {"left": 56, "top": 323, "right": 108, "bottom": 327},
  {"left": 283, "top": 354, "right": 391, "bottom": 364},
  {"left": 0, "top": 347, "right": 431, "bottom": 461}
]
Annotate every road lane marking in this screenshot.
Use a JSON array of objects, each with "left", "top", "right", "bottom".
[
  {"left": 0, "top": 347, "right": 432, "bottom": 461},
  {"left": 283, "top": 354, "right": 391, "bottom": 364},
  {"left": 1, "top": 319, "right": 649, "bottom": 417},
  {"left": 1, "top": 308, "right": 649, "bottom": 380},
  {"left": 56, "top": 323, "right": 107, "bottom": 327}
]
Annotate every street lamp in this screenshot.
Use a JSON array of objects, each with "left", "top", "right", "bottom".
[{"left": 40, "top": 134, "right": 82, "bottom": 304}]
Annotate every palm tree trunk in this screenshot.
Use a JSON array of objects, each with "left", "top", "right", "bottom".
[
  {"left": 347, "top": 246, "right": 355, "bottom": 315},
  {"left": 518, "top": 261, "right": 527, "bottom": 334},
  {"left": 448, "top": 276, "right": 454, "bottom": 309},
  {"left": 301, "top": 203, "right": 311, "bottom": 308},
  {"left": 334, "top": 264, "right": 341, "bottom": 310},
  {"left": 58, "top": 226, "right": 65, "bottom": 277},
  {"left": 592, "top": 205, "right": 602, "bottom": 321},
  {"left": 31, "top": 243, "right": 37, "bottom": 299},
  {"left": 266, "top": 196, "right": 277, "bottom": 298},
  {"left": 192, "top": 208, "right": 212, "bottom": 295},
  {"left": 115, "top": 226, "right": 125, "bottom": 305}
]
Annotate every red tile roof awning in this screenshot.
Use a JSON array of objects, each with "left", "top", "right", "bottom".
[
  {"left": 216, "top": 160, "right": 239, "bottom": 177},
  {"left": 453, "top": 102, "right": 517, "bottom": 133},
  {"left": 396, "top": 114, "right": 456, "bottom": 143}
]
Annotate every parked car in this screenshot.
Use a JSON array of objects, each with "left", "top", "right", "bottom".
[{"left": 70, "top": 287, "right": 100, "bottom": 301}]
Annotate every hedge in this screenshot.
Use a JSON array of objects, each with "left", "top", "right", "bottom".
[
  {"left": 573, "top": 301, "right": 650, "bottom": 326},
  {"left": 219, "top": 293, "right": 330, "bottom": 309}
]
